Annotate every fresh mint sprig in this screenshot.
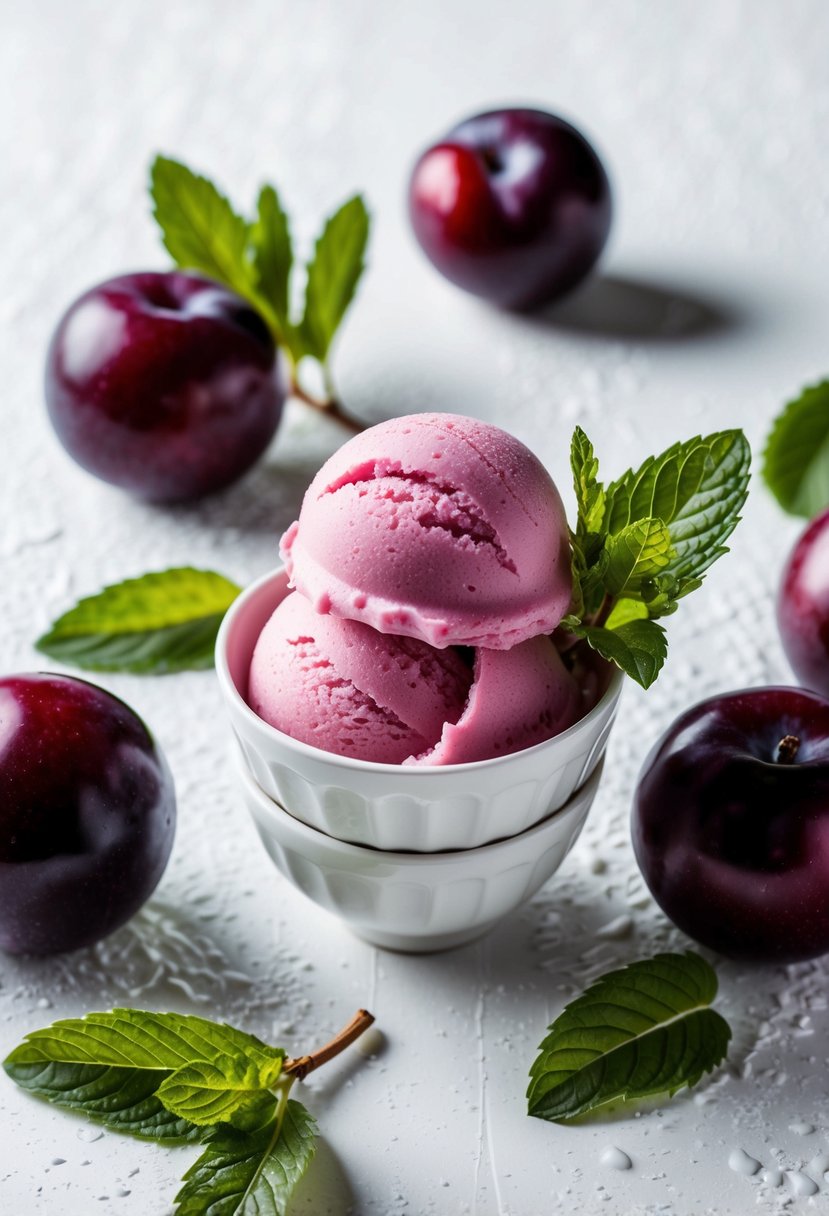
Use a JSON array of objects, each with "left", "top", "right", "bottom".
[
  {"left": 150, "top": 155, "right": 370, "bottom": 432},
  {"left": 4, "top": 1007, "right": 374, "bottom": 1216},
  {"left": 563, "top": 426, "right": 750, "bottom": 688},
  {"left": 762, "top": 380, "right": 829, "bottom": 518},
  {"left": 527, "top": 952, "right": 731, "bottom": 1122}
]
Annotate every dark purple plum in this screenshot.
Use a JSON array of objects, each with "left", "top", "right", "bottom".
[
  {"left": 45, "top": 272, "right": 283, "bottom": 503},
  {"left": 778, "top": 507, "right": 829, "bottom": 698},
  {"left": 0, "top": 673, "right": 176, "bottom": 955},
  {"left": 632, "top": 686, "right": 829, "bottom": 963},
  {"left": 408, "top": 107, "right": 612, "bottom": 310}
]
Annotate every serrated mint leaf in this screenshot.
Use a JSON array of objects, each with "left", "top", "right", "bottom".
[
  {"left": 604, "top": 597, "right": 648, "bottom": 628},
  {"left": 568, "top": 618, "right": 667, "bottom": 689},
  {"left": 158, "top": 1054, "right": 284, "bottom": 1127},
  {"left": 175, "top": 1099, "right": 317, "bottom": 1216},
  {"left": 571, "top": 426, "right": 606, "bottom": 537},
  {"left": 150, "top": 157, "right": 261, "bottom": 307},
  {"left": 251, "top": 184, "right": 294, "bottom": 346},
  {"left": 300, "top": 194, "right": 370, "bottom": 362},
  {"left": 605, "top": 430, "right": 750, "bottom": 589},
  {"left": 3, "top": 1060, "right": 201, "bottom": 1142},
  {"left": 4, "top": 1009, "right": 282, "bottom": 1073},
  {"left": 527, "top": 952, "right": 731, "bottom": 1123},
  {"left": 36, "top": 567, "right": 241, "bottom": 674},
  {"left": 603, "top": 518, "right": 674, "bottom": 597},
  {"left": 763, "top": 380, "right": 829, "bottom": 517}
]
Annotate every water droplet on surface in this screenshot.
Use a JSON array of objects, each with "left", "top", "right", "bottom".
[
  {"left": 600, "top": 1146, "right": 632, "bottom": 1171},
  {"left": 728, "top": 1148, "right": 761, "bottom": 1176},
  {"left": 77, "top": 1127, "right": 104, "bottom": 1143},
  {"left": 787, "top": 1171, "right": 819, "bottom": 1197}
]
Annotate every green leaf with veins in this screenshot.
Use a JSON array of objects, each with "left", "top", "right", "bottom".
[
  {"left": 3, "top": 1060, "right": 201, "bottom": 1142},
  {"left": 763, "top": 380, "right": 829, "bottom": 517},
  {"left": 561, "top": 616, "right": 668, "bottom": 689},
  {"left": 35, "top": 568, "right": 241, "bottom": 674},
  {"left": 158, "top": 1053, "right": 284, "bottom": 1128},
  {"left": 604, "top": 430, "right": 750, "bottom": 588},
  {"left": 564, "top": 427, "right": 749, "bottom": 687},
  {"left": 571, "top": 426, "right": 606, "bottom": 539},
  {"left": 528, "top": 952, "right": 731, "bottom": 1122},
  {"left": 251, "top": 184, "right": 294, "bottom": 349},
  {"left": 601, "top": 518, "right": 674, "bottom": 597},
  {"left": 150, "top": 157, "right": 264, "bottom": 313},
  {"left": 175, "top": 1097, "right": 318, "bottom": 1216},
  {"left": 4, "top": 1009, "right": 282, "bottom": 1073},
  {"left": 299, "top": 194, "right": 370, "bottom": 362}
]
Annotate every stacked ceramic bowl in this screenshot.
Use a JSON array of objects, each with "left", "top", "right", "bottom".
[{"left": 216, "top": 568, "right": 623, "bottom": 952}]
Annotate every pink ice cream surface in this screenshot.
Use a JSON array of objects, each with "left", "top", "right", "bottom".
[
  {"left": 247, "top": 591, "right": 472, "bottom": 764},
  {"left": 407, "top": 635, "right": 582, "bottom": 766},
  {"left": 248, "top": 592, "right": 582, "bottom": 766},
  {"left": 280, "top": 413, "right": 572, "bottom": 650}
]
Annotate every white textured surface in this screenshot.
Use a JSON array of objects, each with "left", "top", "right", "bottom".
[{"left": 2, "top": 1, "right": 829, "bottom": 1213}]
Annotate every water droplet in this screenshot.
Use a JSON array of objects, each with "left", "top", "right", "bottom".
[
  {"left": 787, "top": 1171, "right": 819, "bottom": 1197},
  {"left": 77, "top": 1127, "right": 104, "bottom": 1143},
  {"left": 600, "top": 1146, "right": 632, "bottom": 1171},
  {"left": 760, "top": 1168, "right": 784, "bottom": 1187},
  {"left": 728, "top": 1148, "right": 761, "bottom": 1176}
]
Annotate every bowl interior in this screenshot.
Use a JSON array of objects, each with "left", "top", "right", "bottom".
[{"left": 223, "top": 568, "right": 291, "bottom": 704}]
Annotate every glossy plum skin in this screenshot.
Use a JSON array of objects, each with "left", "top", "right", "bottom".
[
  {"left": 632, "top": 687, "right": 829, "bottom": 963},
  {"left": 45, "top": 272, "right": 283, "bottom": 503},
  {"left": 408, "top": 108, "right": 612, "bottom": 310},
  {"left": 777, "top": 507, "right": 829, "bottom": 698},
  {"left": 0, "top": 674, "right": 176, "bottom": 955}
]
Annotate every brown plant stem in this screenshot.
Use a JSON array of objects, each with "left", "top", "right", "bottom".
[
  {"left": 284, "top": 1009, "right": 376, "bottom": 1081},
  {"left": 291, "top": 379, "right": 365, "bottom": 434}
]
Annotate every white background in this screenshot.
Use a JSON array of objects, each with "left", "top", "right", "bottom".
[{"left": 2, "top": 1, "right": 829, "bottom": 1213}]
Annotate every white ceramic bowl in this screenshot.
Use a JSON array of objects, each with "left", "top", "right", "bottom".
[
  {"left": 216, "top": 568, "right": 622, "bottom": 852},
  {"left": 235, "top": 744, "right": 604, "bottom": 952}
]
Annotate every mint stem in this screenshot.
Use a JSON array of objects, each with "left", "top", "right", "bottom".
[
  {"left": 284, "top": 1009, "right": 375, "bottom": 1080},
  {"left": 290, "top": 377, "right": 364, "bottom": 434}
]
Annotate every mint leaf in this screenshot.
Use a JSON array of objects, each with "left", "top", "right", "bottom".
[
  {"left": 605, "top": 430, "right": 750, "bottom": 590},
  {"left": 36, "top": 567, "right": 241, "bottom": 674},
  {"left": 571, "top": 426, "right": 606, "bottom": 538},
  {"left": 763, "top": 380, "right": 829, "bottom": 517},
  {"left": 175, "top": 1098, "right": 317, "bottom": 1216},
  {"left": 158, "top": 1054, "right": 284, "bottom": 1128},
  {"left": 3, "top": 1060, "right": 200, "bottom": 1142},
  {"left": 150, "top": 157, "right": 260, "bottom": 307},
  {"left": 602, "top": 518, "right": 674, "bottom": 597},
  {"left": 300, "top": 195, "right": 370, "bottom": 363},
  {"left": 563, "top": 617, "right": 667, "bottom": 689},
  {"left": 4, "top": 1009, "right": 281, "bottom": 1073},
  {"left": 528, "top": 952, "right": 731, "bottom": 1122},
  {"left": 251, "top": 184, "right": 294, "bottom": 347}
]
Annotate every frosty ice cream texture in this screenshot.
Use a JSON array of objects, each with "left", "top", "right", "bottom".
[
  {"left": 248, "top": 413, "right": 583, "bottom": 765},
  {"left": 249, "top": 590, "right": 580, "bottom": 765},
  {"left": 280, "top": 413, "right": 572, "bottom": 649},
  {"left": 249, "top": 590, "right": 472, "bottom": 764}
]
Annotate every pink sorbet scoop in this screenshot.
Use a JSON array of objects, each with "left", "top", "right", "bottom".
[
  {"left": 248, "top": 591, "right": 472, "bottom": 764},
  {"left": 406, "top": 635, "right": 581, "bottom": 766},
  {"left": 248, "top": 591, "right": 582, "bottom": 766},
  {"left": 280, "top": 413, "right": 572, "bottom": 649}
]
